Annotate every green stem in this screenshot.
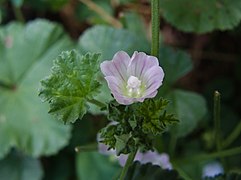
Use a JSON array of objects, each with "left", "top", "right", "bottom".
[
  {"left": 75, "top": 143, "right": 97, "bottom": 152},
  {"left": 87, "top": 99, "right": 106, "bottom": 109},
  {"left": 151, "top": 0, "right": 160, "bottom": 57},
  {"left": 13, "top": 6, "right": 25, "bottom": 23},
  {"left": 222, "top": 120, "right": 241, "bottom": 148},
  {"left": 119, "top": 149, "right": 137, "bottom": 180},
  {"left": 214, "top": 91, "right": 221, "bottom": 151},
  {"left": 178, "top": 146, "right": 241, "bottom": 164}
]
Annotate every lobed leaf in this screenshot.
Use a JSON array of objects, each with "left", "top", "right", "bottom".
[
  {"left": 0, "top": 19, "right": 72, "bottom": 159},
  {"left": 39, "top": 50, "right": 102, "bottom": 123},
  {"left": 160, "top": 0, "right": 241, "bottom": 33}
]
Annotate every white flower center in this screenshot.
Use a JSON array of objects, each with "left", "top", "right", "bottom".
[{"left": 126, "top": 76, "right": 142, "bottom": 97}]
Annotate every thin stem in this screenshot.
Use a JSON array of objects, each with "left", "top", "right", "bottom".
[
  {"left": 177, "top": 146, "right": 241, "bottom": 164},
  {"left": 75, "top": 143, "right": 97, "bottom": 152},
  {"left": 79, "top": 0, "right": 122, "bottom": 28},
  {"left": 87, "top": 99, "right": 106, "bottom": 109},
  {"left": 222, "top": 120, "right": 241, "bottom": 148},
  {"left": 214, "top": 91, "right": 221, "bottom": 151},
  {"left": 151, "top": 0, "right": 160, "bottom": 57},
  {"left": 13, "top": 6, "right": 25, "bottom": 23},
  {"left": 119, "top": 149, "right": 137, "bottom": 180}
]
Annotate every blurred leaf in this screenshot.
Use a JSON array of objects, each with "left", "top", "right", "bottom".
[
  {"left": 167, "top": 90, "right": 207, "bottom": 137},
  {"left": 78, "top": 25, "right": 149, "bottom": 61},
  {"left": 0, "top": 19, "right": 72, "bottom": 159},
  {"left": 10, "top": 0, "right": 23, "bottom": 7},
  {"left": 159, "top": 46, "right": 193, "bottom": 85},
  {"left": 125, "top": 161, "right": 183, "bottom": 180},
  {"left": 122, "top": 12, "right": 147, "bottom": 39},
  {"left": 160, "top": 0, "right": 241, "bottom": 33},
  {"left": 0, "top": 151, "right": 43, "bottom": 180},
  {"left": 39, "top": 51, "right": 102, "bottom": 124},
  {"left": 76, "top": 151, "right": 121, "bottom": 180},
  {"left": 77, "top": 25, "right": 149, "bottom": 113}
]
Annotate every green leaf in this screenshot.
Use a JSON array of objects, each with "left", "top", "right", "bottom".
[
  {"left": 76, "top": 152, "right": 121, "bottom": 180},
  {"left": 39, "top": 50, "right": 101, "bottom": 123},
  {"left": 78, "top": 25, "right": 149, "bottom": 60},
  {"left": 0, "top": 19, "right": 72, "bottom": 159},
  {"left": 159, "top": 46, "right": 193, "bottom": 85},
  {"left": 125, "top": 161, "right": 183, "bottom": 180},
  {"left": 167, "top": 90, "right": 207, "bottom": 137},
  {"left": 160, "top": 0, "right": 241, "bottom": 33},
  {"left": 77, "top": 25, "right": 149, "bottom": 114},
  {"left": 0, "top": 151, "right": 43, "bottom": 180},
  {"left": 115, "top": 134, "right": 131, "bottom": 155}
]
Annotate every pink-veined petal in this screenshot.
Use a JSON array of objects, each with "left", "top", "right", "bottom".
[
  {"left": 127, "top": 52, "right": 159, "bottom": 78},
  {"left": 143, "top": 66, "right": 164, "bottom": 91},
  {"left": 100, "top": 51, "right": 130, "bottom": 81}
]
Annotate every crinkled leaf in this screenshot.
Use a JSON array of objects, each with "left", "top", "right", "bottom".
[
  {"left": 160, "top": 0, "right": 241, "bottom": 33},
  {"left": 159, "top": 46, "right": 193, "bottom": 85},
  {"left": 77, "top": 25, "right": 150, "bottom": 114},
  {"left": 125, "top": 161, "right": 183, "bottom": 180},
  {"left": 0, "top": 19, "right": 72, "bottom": 159},
  {"left": 167, "top": 90, "right": 207, "bottom": 137},
  {"left": 100, "top": 99, "right": 178, "bottom": 155},
  {"left": 0, "top": 151, "right": 43, "bottom": 180},
  {"left": 76, "top": 152, "right": 121, "bottom": 180},
  {"left": 39, "top": 50, "right": 101, "bottom": 123}
]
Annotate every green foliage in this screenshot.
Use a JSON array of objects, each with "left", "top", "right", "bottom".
[
  {"left": 159, "top": 46, "right": 207, "bottom": 137},
  {"left": 160, "top": 0, "right": 241, "bottom": 33},
  {"left": 100, "top": 99, "right": 178, "bottom": 155},
  {"left": 78, "top": 25, "right": 149, "bottom": 61},
  {"left": 167, "top": 90, "right": 207, "bottom": 137},
  {"left": 39, "top": 50, "right": 102, "bottom": 124},
  {"left": 0, "top": 19, "right": 72, "bottom": 159},
  {"left": 76, "top": 152, "right": 121, "bottom": 180},
  {"left": 0, "top": 151, "right": 43, "bottom": 180},
  {"left": 124, "top": 161, "right": 183, "bottom": 180}
]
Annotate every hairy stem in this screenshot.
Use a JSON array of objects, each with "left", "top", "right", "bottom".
[
  {"left": 151, "top": 0, "right": 160, "bottom": 57},
  {"left": 119, "top": 149, "right": 137, "bottom": 180}
]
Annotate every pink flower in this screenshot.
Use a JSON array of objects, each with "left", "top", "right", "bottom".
[{"left": 100, "top": 51, "right": 164, "bottom": 105}]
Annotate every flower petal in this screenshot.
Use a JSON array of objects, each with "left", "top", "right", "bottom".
[
  {"left": 143, "top": 66, "right": 164, "bottom": 95},
  {"left": 100, "top": 51, "right": 130, "bottom": 81},
  {"left": 127, "top": 52, "right": 159, "bottom": 78}
]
